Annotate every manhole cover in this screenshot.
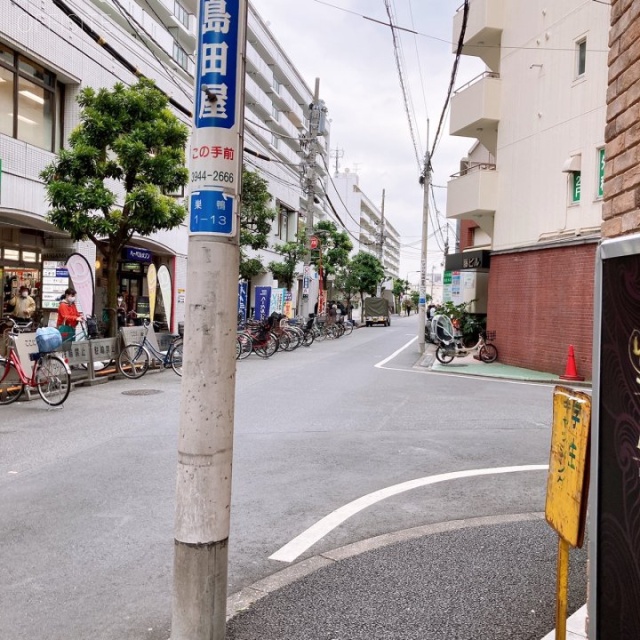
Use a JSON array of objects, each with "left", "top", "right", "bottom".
[{"left": 121, "top": 389, "right": 163, "bottom": 396}]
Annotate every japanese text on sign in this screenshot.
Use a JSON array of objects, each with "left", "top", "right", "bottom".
[
  {"left": 545, "top": 386, "right": 591, "bottom": 547},
  {"left": 189, "top": 0, "right": 242, "bottom": 230}
]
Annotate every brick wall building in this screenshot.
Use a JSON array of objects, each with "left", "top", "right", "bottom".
[{"left": 603, "top": 0, "right": 640, "bottom": 236}]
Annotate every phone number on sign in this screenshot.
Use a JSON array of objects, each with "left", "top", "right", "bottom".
[{"left": 191, "top": 170, "right": 235, "bottom": 183}]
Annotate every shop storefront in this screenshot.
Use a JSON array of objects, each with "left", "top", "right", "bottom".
[{"left": 95, "top": 245, "right": 175, "bottom": 331}]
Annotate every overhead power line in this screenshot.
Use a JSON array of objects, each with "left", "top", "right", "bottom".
[
  {"left": 429, "top": 0, "right": 469, "bottom": 159},
  {"left": 383, "top": 0, "right": 422, "bottom": 171}
]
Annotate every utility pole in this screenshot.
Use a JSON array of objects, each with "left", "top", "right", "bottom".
[
  {"left": 376, "top": 188, "right": 386, "bottom": 296},
  {"left": 171, "top": 2, "right": 247, "bottom": 639},
  {"left": 300, "top": 79, "right": 327, "bottom": 317},
  {"left": 331, "top": 147, "right": 344, "bottom": 175},
  {"left": 418, "top": 122, "right": 430, "bottom": 354}
]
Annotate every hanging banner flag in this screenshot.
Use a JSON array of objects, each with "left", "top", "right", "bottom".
[
  {"left": 238, "top": 282, "right": 248, "bottom": 321},
  {"left": 255, "top": 286, "right": 271, "bottom": 320},
  {"left": 147, "top": 263, "right": 158, "bottom": 321},
  {"left": 157, "top": 265, "right": 172, "bottom": 329},
  {"left": 284, "top": 291, "right": 293, "bottom": 318},
  {"left": 270, "top": 288, "right": 285, "bottom": 314},
  {"left": 65, "top": 253, "right": 94, "bottom": 316}
]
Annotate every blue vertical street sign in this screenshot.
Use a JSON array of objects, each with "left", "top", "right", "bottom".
[
  {"left": 189, "top": 0, "right": 243, "bottom": 237},
  {"left": 255, "top": 286, "right": 271, "bottom": 320},
  {"left": 237, "top": 281, "right": 247, "bottom": 320}
]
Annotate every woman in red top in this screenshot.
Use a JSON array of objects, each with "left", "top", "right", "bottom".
[{"left": 57, "top": 288, "right": 83, "bottom": 329}]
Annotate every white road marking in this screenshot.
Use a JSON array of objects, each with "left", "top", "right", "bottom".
[
  {"left": 269, "top": 464, "right": 549, "bottom": 563},
  {"left": 374, "top": 336, "right": 418, "bottom": 368}
]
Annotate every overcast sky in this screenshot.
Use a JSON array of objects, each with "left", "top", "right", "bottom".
[{"left": 249, "top": 0, "right": 484, "bottom": 283}]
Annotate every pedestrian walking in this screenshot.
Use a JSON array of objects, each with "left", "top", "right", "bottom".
[{"left": 9, "top": 286, "right": 36, "bottom": 320}]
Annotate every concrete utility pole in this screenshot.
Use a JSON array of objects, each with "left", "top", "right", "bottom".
[
  {"left": 418, "top": 122, "right": 431, "bottom": 354},
  {"left": 301, "top": 79, "right": 327, "bottom": 317},
  {"left": 171, "top": 2, "right": 247, "bottom": 639}
]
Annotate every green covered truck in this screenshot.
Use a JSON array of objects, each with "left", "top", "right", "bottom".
[{"left": 363, "top": 297, "right": 391, "bottom": 327}]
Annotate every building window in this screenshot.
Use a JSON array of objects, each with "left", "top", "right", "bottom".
[
  {"left": 272, "top": 105, "right": 279, "bottom": 122},
  {"left": 0, "top": 44, "right": 62, "bottom": 151},
  {"left": 597, "top": 147, "right": 605, "bottom": 199},
  {"left": 278, "top": 205, "right": 293, "bottom": 241},
  {"left": 571, "top": 172, "right": 581, "bottom": 204},
  {"left": 271, "top": 133, "right": 279, "bottom": 149},
  {"left": 174, "top": 0, "right": 189, "bottom": 28},
  {"left": 576, "top": 39, "right": 587, "bottom": 78},
  {"left": 172, "top": 42, "right": 189, "bottom": 70},
  {"left": 273, "top": 78, "right": 281, "bottom": 95}
]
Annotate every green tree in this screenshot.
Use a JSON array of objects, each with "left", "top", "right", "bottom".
[
  {"left": 240, "top": 167, "right": 276, "bottom": 281},
  {"left": 334, "top": 264, "right": 361, "bottom": 319},
  {"left": 268, "top": 231, "right": 306, "bottom": 292},
  {"left": 40, "top": 79, "right": 189, "bottom": 335},
  {"left": 349, "top": 251, "right": 385, "bottom": 303},
  {"left": 312, "top": 220, "right": 353, "bottom": 292},
  {"left": 392, "top": 278, "right": 409, "bottom": 314}
]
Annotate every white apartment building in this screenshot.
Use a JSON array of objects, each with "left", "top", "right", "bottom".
[
  {"left": 330, "top": 169, "right": 401, "bottom": 280},
  {"left": 0, "top": 0, "right": 330, "bottom": 326},
  {"left": 446, "top": 0, "right": 609, "bottom": 374}
]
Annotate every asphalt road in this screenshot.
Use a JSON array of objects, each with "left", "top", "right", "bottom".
[{"left": 0, "top": 315, "right": 585, "bottom": 639}]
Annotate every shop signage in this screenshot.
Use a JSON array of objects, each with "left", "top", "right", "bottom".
[
  {"left": 445, "top": 250, "right": 491, "bottom": 272},
  {"left": 189, "top": 0, "right": 243, "bottom": 237},
  {"left": 238, "top": 282, "right": 247, "bottom": 320},
  {"left": 598, "top": 148, "right": 605, "bottom": 199},
  {"left": 254, "top": 286, "right": 271, "bottom": 320},
  {"left": 42, "top": 260, "right": 69, "bottom": 309},
  {"left": 124, "top": 248, "right": 152, "bottom": 263},
  {"left": 592, "top": 236, "right": 640, "bottom": 639}
]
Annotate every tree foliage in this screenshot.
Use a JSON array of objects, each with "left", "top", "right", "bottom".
[
  {"left": 348, "top": 251, "right": 385, "bottom": 302},
  {"left": 268, "top": 231, "right": 306, "bottom": 292},
  {"left": 311, "top": 220, "right": 353, "bottom": 288},
  {"left": 40, "top": 78, "right": 189, "bottom": 334},
  {"left": 239, "top": 167, "right": 276, "bottom": 281}
]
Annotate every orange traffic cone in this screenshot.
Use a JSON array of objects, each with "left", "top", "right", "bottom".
[{"left": 559, "top": 345, "right": 585, "bottom": 381}]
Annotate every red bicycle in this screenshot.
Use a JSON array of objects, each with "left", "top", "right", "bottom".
[{"left": 0, "top": 319, "right": 71, "bottom": 406}]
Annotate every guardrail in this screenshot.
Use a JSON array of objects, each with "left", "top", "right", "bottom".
[{"left": 450, "top": 162, "right": 496, "bottom": 179}]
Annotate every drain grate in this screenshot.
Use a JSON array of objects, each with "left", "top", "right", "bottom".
[{"left": 121, "top": 389, "right": 163, "bottom": 396}]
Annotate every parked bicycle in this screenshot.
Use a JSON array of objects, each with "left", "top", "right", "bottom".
[
  {"left": 432, "top": 314, "right": 498, "bottom": 364},
  {"left": 117, "top": 319, "right": 183, "bottom": 379},
  {"left": 0, "top": 319, "right": 71, "bottom": 406},
  {"left": 237, "top": 319, "right": 279, "bottom": 358}
]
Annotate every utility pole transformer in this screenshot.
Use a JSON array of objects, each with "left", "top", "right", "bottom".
[
  {"left": 171, "top": 2, "right": 247, "bottom": 639},
  {"left": 418, "top": 122, "right": 430, "bottom": 354}
]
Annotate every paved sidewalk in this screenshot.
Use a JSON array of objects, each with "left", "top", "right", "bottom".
[{"left": 419, "top": 348, "right": 591, "bottom": 387}]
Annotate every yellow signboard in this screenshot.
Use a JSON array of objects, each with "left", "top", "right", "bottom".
[{"left": 545, "top": 386, "right": 591, "bottom": 548}]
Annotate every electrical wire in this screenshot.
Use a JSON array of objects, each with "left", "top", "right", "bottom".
[
  {"left": 320, "top": 155, "right": 365, "bottom": 228},
  {"left": 304, "top": 0, "right": 608, "bottom": 53},
  {"left": 383, "top": 0, "right": 422, "bottom": 171},
  {"left": 111, "top": 0, "right": 192, "bottom": 100},
  {"left": 429, "top": 0, "right": 468, "bottom": 159},
  {"left": 407, "top": 0, "right": 429, "bottom": 121}
]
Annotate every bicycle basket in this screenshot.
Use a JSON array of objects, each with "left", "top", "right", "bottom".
[{"left": 485, "top": 330, "right": 496, "bottom": 341}]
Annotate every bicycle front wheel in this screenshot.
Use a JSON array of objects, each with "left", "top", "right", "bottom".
[
  {"left": 435, "top": 345, "right": 455, "bottom": 364},
  {"left": 170, "top": 340, "right": 184, "bottom": 376},
  {"left": 236, "top": 333, "right": 253, "bottom": 360},
  {"left": 0, "top": 358, "right": 25, "bottom": 405},
  {"left": 118, "top": 344, "right": 150, "bottom": 379},
  {"left": 479, "top": 344, "right": 498, "bottom": 363},
  {"left": 36, "top": 355, "right": 71, "bottom": 406}
]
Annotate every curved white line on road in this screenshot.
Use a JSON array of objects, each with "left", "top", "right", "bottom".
[
  {"left": 374, "top": 336, "right": 418, "bottom": 368},
  {"left": 269, "top": 464, "right": 549, "bottom": 563}
]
